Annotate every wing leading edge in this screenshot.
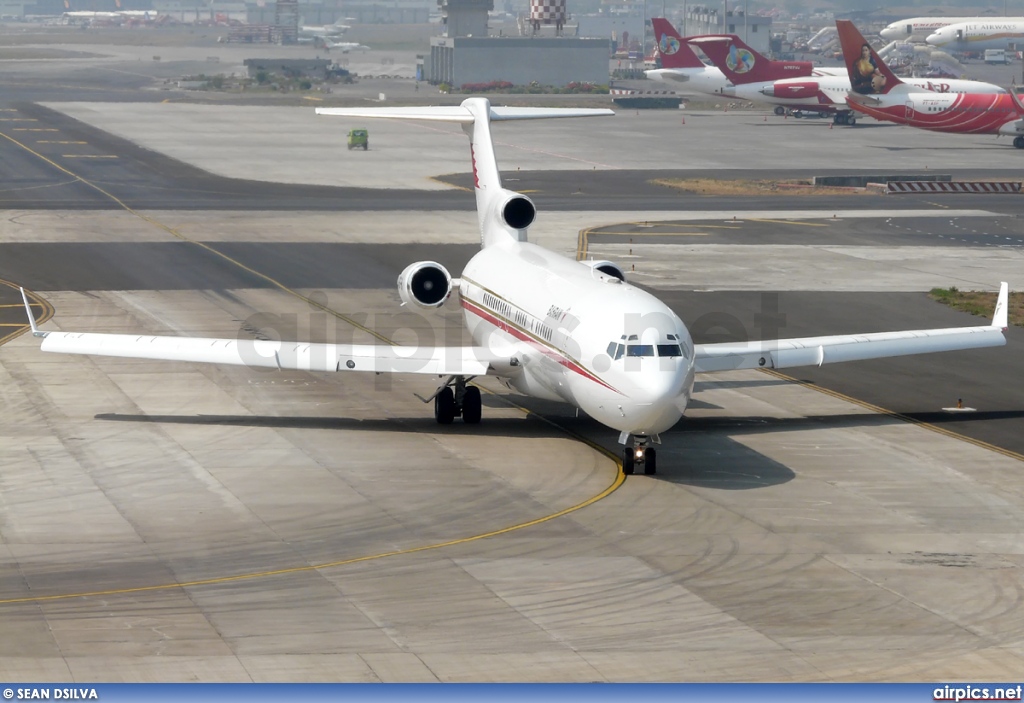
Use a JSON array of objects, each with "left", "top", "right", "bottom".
[
  {"left": 694, "top": 283, "right": 1008, "bottom": 373},
  {"left": 21, "top": 290, "right": 508, "bottom": 377}
]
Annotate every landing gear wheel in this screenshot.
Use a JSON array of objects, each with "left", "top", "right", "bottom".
[
  {"left": 622, "top": 447, "right": 635, "bottom": 475},
  {"left": 818, "top": 110, "right": 829, "bottom": 119},
  {"left": 847, "top": 115, "right": 857, "bottom": 126},
  {"left": 434, "top": 387, "right": 456, "bottom": 425},
  {"left": 1014, "top": 136, "right": 1024, "bottom": 149},
  {"left": 462, "top": 386, "right": 482, "bottom": 424},
  {"left": 774, "top": 105, "right": 785, "bottom": 116},
  {"left": 644, "top": 448, "right": 657, "bottom": 475}
]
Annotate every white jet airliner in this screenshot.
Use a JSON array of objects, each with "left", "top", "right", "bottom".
[
  {"left": 879, "top": 17, "right": 974, "bottom": 41},
  {"left": 21, "top": 98, "right": 1011, "bottom": 475}
]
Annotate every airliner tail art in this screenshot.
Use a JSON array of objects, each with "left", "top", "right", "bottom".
[{"left": 837, "top": 20, "right": 1024, "bottom": 147}]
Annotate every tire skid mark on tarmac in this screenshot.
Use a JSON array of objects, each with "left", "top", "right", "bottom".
[{"left": 0, "top": 120, "right": 628, "bottom": 606}]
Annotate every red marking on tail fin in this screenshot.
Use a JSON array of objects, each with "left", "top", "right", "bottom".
[
  {"left": 470, "top": 144, "right": 480, "bottom": 188},
  {"left": 689, "top": 34, "right": 814, "bottom": 84},
  {"left": 650, "top": 18, "right": 706, "bottom": 69},
  {"left": 836, "top": 20, "right": 902, "bottom": 96}
]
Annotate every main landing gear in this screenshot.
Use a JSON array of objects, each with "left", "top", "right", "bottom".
[
  {"left": 431, "top": 376, "right": 482, "bottom": 425},
  {"left": 1014, "top": 136, "right": 1024, "bottom": 149},
  {"left": 833, "top": 112, "right": 856, "bottom": 126},
  {"left": 620, "top": 434, "right": 659, "bottom": 476}
]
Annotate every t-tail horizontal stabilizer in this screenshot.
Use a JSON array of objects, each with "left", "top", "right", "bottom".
[{"left": 316, "top": 98, "right": 613, "bottom": 248}]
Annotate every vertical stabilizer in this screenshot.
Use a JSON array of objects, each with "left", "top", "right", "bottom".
[
  {"left": 651, "top": 18, "right": 706, "bottom": 69},
  {"left": 460, "top": 98, "right": 509, "bottom": 245},
  {"left": 317, "top": 99, "right": 612, "bottom": 248},
  {"left": 836, "top": 20, "right": 903, "bottom": 96},
  {"left": 688, "top": 35, "right": 815, "bottom": 85}
]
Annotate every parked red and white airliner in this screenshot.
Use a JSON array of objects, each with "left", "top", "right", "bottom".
[
  {"left": 837, "top": 19, "right": 1024, "bottom": 148},
  {"left": 20, "top": 99, "right": 1011, "bottom": 474},
  {"left": 693, "top": 30, "right": 1005, "bottom": 125},
  {"left": 645, "top": 18, "right": 845, "bottom": 105}
]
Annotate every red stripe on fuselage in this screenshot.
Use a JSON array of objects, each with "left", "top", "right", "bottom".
[
  {"left": 852, "top": 92, "right": 1022, "bottom": 134},
  {"left": 460, "top": 297, "right": 622, "bottom": 395}
]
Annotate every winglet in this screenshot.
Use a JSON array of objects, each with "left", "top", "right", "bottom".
[
  {"left": 20, "top": 287, "right": 46, "bottom": 338},
  {"left": 993, "top": 281, "right": 1009, "bottom": 330}
]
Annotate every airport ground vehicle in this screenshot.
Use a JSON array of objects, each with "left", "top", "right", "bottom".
[
  {"left": 347, "top": 128, "right": 368, "bottom": 150},
  {"left": 985, "top": 49, "right": 1008, "bottom": 64}
]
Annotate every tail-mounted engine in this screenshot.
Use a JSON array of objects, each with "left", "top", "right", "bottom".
[
  {"left": 495, "top": 190, "right": 536, "bottom": 231},
  {"left": 583, "top": 259, "right": 626, "bottom": 282},
  {"left": 397, "top": 261, "right": 453, "bottom": 309}
]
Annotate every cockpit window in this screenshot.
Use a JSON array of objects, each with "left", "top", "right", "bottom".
[
  {"left": 606, "top": 342, "right": 624, "bottom": 360},
  {"left": 626, "top": 345, "right": 655, "bottom": 357},
  {"left": 657, "top": 344, "right": 683, "bottom": 357}
]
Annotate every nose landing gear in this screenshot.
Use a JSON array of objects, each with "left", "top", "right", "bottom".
[{"left": 620, "top": 434, "right": 659, "bottom": 476}]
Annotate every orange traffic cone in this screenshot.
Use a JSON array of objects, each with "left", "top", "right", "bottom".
[{"left": 681, "top": 116, "right": 686, "bottom": 125}]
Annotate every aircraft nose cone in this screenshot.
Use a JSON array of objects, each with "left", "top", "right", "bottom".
[
  {"left": 623, "top": 361, "right": 690, "bottom": 433},
  {"left": 925, "top": 31, "right": 943, "bottom": 46}
]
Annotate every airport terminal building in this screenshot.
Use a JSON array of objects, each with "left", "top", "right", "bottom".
[{"left": 425, "top": 35, "right": 609, "bottom": 87}]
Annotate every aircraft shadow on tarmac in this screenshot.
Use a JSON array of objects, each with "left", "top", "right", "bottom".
[
  {"left": 93, "top": 407, "right": 1024, "bottom": 493},
  {"left": 677, "top": 409, "right": 1024, "bottom": 434},
  {"left": 871, "top": 143, "right": 1010, "bottom": 152},
  {"left": 95, "top": 410, "right": 798, "bottom": 490},
  {"left": 94, "top": 412, "right": 569, "bottom": 440}
]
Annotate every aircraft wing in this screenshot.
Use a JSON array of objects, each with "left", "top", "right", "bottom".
[
  {"left": 20, "top": 291, "right": 509, "bottom": 377},
  {"left": 694, "top": 283, "right": 1008, "bottom": 373}
]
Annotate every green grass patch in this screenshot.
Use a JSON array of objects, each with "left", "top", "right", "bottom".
[
  {"left": 929, "top": 287, "right": 1024, "bottom": 327},
  {"left": 650, "top": 177, "right": 867, "bottom": 196}
]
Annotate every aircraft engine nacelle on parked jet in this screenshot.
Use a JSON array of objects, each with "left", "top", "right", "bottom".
[
  {"left": 397, "top": 261, "right": 453, "bottom": 309},
  {"left": 582, "top": 260, "right": 627, "bottom": 282},
  {"left": 760, "top": 81, "right": 820, "bottom": 100}
]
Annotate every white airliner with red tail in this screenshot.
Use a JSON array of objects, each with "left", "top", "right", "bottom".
[
  {"left": 837, "top": 20, "right": 1024, "bottom": 148},
  {"left": 644, "top": 18, "right": 729, "bottom": 95},
  {"left": 21, "top": 98, "right": 1011, "bottom": 474},
  {"left": 645, "top": 19, "right": 845, "bottom": 101},
  {"left": 693, "top": 32, "right": 1005, "bottom": 125}
]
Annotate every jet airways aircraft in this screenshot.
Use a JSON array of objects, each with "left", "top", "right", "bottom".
[
  {"left": 693, "top": 32, "right": 1006, "bottom": 125},
  {"left": 880, "top": 17, "right": 974, "bottom": 42},
  {"left": 838, "top": 20, "right": 1024, "bottom": 148},
  {"left": 21, "top": 98, "right": 1011, "bottom": 475},
  {"left": 927, "top": 19, "right": 1024, "bottom": 52}
]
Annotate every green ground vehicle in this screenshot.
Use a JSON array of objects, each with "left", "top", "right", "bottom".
[{"left": 347, "top": 128, "right": 369, "bottom": 150}]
